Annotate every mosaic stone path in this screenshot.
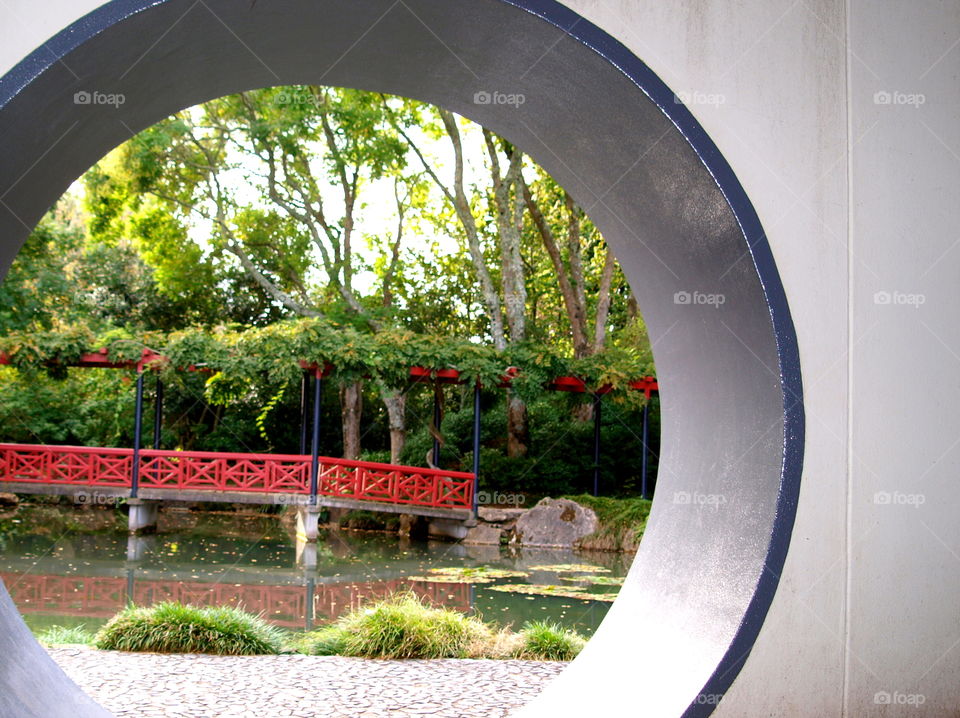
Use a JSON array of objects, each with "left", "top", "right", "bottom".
[{"left": 48, "top": 646, "right": 565, "bottom": 718}]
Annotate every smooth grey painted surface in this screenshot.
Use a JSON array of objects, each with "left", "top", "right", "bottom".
[
  {"left": 844, "top": 2, "right": 960, "bottom": 714},
  {"left": 6, "top": 1, "right": 958, "bottom": 717},
  {"left": 0, "top": 579, "right": 114, "bottom": 717},
  {"left": 0, "top": 2, "right": 802, "bottom": 716}
]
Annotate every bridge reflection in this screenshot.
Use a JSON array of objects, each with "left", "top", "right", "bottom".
[
  {"left": 2, "top": 570, "right": 472, "bottom": 631},
  {"left": 2, "top": 532, "right": 474, "bottom": 631}
]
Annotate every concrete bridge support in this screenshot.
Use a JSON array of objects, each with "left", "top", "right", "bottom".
[
  {"left": 0, "top": 1, "right": 958, "bottom": 717},
  {"left": 295, "top": 506, "right": 322, "bottom": 543},
  {"left": 126, "top": 499, "right": 159, "bottom": 535}
]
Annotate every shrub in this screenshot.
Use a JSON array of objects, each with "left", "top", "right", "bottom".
[
  {"left": 297, "top": 594, "right": 587, "bottom": 661},
  {"left": 297, "top": 625, "right": 351, "bottom": 656},
  {"left": 94, "top": 602, "right": 285, "bottom": 655},
  {"left": 37, "top": 625, "right": 95, "bottom": 646},
  {"left": 513, "top": 621, "right": 586, "bottom": 661},
  {"left": 302, "top": 592, "right": 492, "bottom": 659}
]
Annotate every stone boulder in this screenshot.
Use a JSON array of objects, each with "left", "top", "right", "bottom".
[
  {"left": 0, "top": 493, "right": 18, "bottom": 508},
  {"left": 512, "top": 498, "right": 598, "bottom": 548},
  {"left": 478, "top": 506, "right": 526, "bottom": 524},
  {"left": 463, "top": 524, "right": 503, "bottom": 545}
]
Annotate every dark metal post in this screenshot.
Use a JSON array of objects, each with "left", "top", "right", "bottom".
[
  {"left": 471, "top": 382, "right": 481, "bottom": 515},
  {"left": 641, "top": 399, "right": 650, "bottom": 499},
  {"left": 592, "top": 392, "right": 602, "bottom": 496},
  {"left": 152, "top": 377, "right": 164, "bottom": 450},
  {"left": 309, "top": 373, "right": 322, "bottom": 505},
  {"left": 131, "top": 372, "right": 145, "bottom": 498},
  {"left": 432, "top": 383, "right": 442, "bottom": 467},
  {"left": 299, "top": 370, "right": 310, "bottom": 455},
  {"left": 305, "top": 576, "right": 315, "bottom": 631}
]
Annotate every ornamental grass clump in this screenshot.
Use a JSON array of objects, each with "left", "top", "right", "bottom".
[
  {"left": 301, "top": 592, "right": 493, "bottom": 659},
  {"left": 513, "top": 620, "right": 586, "bottom": 661},
  {"left": 37, "top": 625, "right": 95, "bottom": 646},
  {"left": 94, "top": 602, "right": 285, "bottom": 655}
]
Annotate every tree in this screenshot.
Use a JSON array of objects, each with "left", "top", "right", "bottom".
[
  {"left": 389, "top": 105, "right": 534, "bottom": 455},
  {"left": 94, "top": 87, "right": 420, "bottom": 460}
]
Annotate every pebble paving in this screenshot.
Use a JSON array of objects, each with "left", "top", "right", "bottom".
[{"left": 48, "top": 646, "right": 565, "bottom": 718}]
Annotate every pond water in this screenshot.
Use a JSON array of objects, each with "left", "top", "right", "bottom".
[{"left": 0, "top": 503, "right": 630, "bottom": 638}]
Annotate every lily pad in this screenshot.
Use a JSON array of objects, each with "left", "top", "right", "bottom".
[
  {"left": 527, "top": 564, "right": 610, "bottom": 574},
  {"left": 486, "top": 583, "right": 618, "bottom": 602},
  {"left": 559, "top": 575, "right": 625, "bottom": 587},
  {"left": 405, "top": 566, "right": 528, "bottom": 584}
]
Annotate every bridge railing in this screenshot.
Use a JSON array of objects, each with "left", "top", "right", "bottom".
[{"left": 0, "top": 443, "right": 475, "bottom": 510}]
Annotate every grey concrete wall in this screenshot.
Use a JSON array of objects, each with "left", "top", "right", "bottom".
[
  {"left": 844, "top": 2, "right": 960, "bottom": 714},
  {"left": 0, "top": 1, "right": 958, "bottom": 716},
  {"left": 550, "top": 2, "right": 850, "bottom": 713}
]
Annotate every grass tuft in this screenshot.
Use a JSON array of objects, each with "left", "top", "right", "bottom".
[
  {"left": 295, "top": 625, "right": 351, "bottom": 656},
  {"left": 297, "top": 593, "right": 587, "bottom": 661},
  {"left": 513, "top": 620, "right": 586, "bottom": 661},
  {"left": 37, "top": 625, "right": 96, "bottom": 646},
  {"left": 94, "top": 602, "right": 286, "bottom": 655},
  {"left": 300, "top": 592, "right": 492, "bottom": 659}
]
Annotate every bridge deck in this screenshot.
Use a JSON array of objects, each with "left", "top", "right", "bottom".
[{"left": 0, "top": 444, "right": 475, "bottom": 519}]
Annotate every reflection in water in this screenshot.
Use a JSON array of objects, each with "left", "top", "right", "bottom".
[{"left": 0, "top": 505, "right": 626, "bottom": 636}]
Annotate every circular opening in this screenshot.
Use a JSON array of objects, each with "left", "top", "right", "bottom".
[{"left": 0, "top": 1, "right": 803, "bottom": 716}]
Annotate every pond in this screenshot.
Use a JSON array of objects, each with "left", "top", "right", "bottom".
[{"left": 0, "top": 502, "right": 630, "bottom": 639}]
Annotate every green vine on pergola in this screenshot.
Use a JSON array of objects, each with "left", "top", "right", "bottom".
[{"left": 0, "top": 318, "right": 655, "bottom": 404}]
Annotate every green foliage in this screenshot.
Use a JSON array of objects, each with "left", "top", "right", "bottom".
[
  {"left": 296, "top": 594, "right": 585, "bottom": 661},
  {"left": 296, "top": 625, "right": 350, "bottom": 656},
  {"left": 563, "top": 493, "right": 653, "bottom": 543},
  {"left": 37, "top": 625, "right": 96, "bottom": 646},
  {"left": 513, "top": 621, "right": 586, "bottom": 661},
  {"left": 94, "top": 602, "right": 286, "bottom": 655},
  {"left": 0, "top": 319, "right": 652, "bottom": 399},
  {"left": 0, "top": 85, "right": 659, "bottom": 501},
  {"left": 0, "top": 366, "right": 135, "bottom": 446},
  {"left": 300, "top": 592, "right": 492, "bottom": 659}
]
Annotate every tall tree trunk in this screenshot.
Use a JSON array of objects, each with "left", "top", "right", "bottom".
[
  {"left": 382, "top": 389, "right": 406, "bottom": 464},
  {"left": 507, "top": 393, "right": 529, "bottom": 458},
  {"left": 522, "top": 178, "right": 590, "bottom": 357},
  {"left": 593, "top": 248, "right": 617, "bottom": 352},
  {"left": 339, "top": 381, "right": 363, "bottom": 460}
]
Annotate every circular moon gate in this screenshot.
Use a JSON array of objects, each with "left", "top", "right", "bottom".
[{"left": 0, "top": 1, "right": 803, "bottom": 716}]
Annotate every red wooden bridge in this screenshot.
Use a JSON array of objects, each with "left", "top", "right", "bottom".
[{"left": 0, "top": 443, "right": 476, "bottom": 518}]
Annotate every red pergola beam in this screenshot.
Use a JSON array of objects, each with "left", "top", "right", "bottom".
[
  {"left": 0, "top": 348, "right": 164, "bottom": 371},
  {"left": 298, "top": 360, "right": 334, "bottom": 379},
  {"left": 409, "top": 366, "right": 465, "bottom": 384},
  {"left": 0, "top": 349, "right": 659, "bottom": 394}
]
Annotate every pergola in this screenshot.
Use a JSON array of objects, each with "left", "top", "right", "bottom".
[{"left": 0, "top": 348, "right": 659, "bottom": 501}]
